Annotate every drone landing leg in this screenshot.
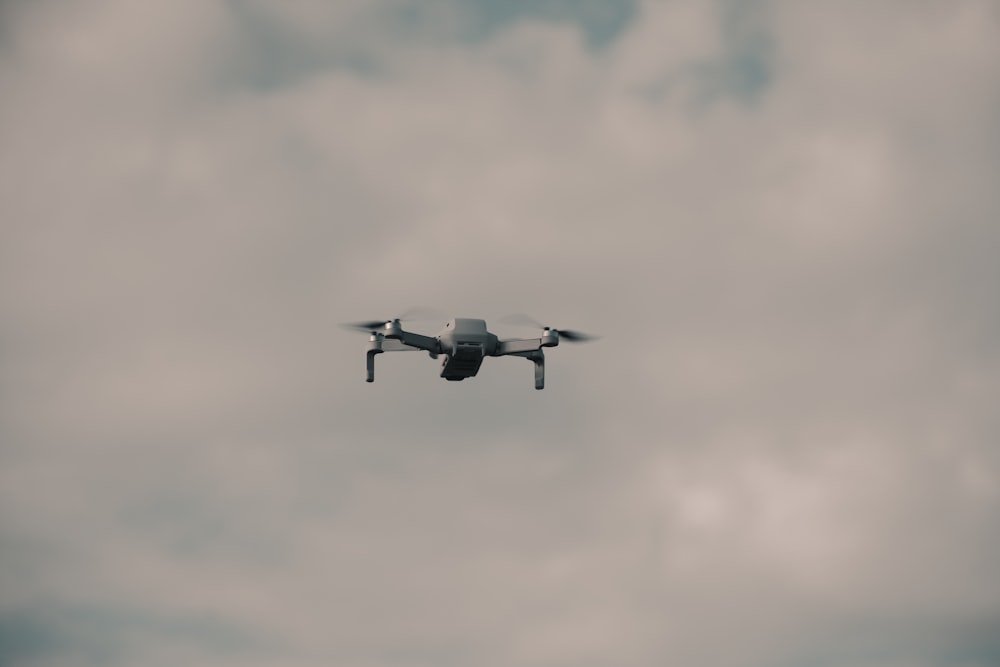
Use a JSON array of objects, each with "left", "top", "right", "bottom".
[
  {"left": 366, "top": 347, "right": 383, "bottom": 382},
  {"left": 527, "top": 350, "right": 545, "bottom": 390}
]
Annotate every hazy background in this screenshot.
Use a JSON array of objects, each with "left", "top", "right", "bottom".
[{"left": 2, "top": 1, "right": 999, "bottom": 665}]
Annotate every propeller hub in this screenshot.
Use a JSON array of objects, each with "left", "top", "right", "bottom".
[{"left": 384, "top": 318, "right": 403, "bottom": 339}]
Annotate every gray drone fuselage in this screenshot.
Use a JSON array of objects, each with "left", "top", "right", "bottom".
[
  {"left": 436, "top": 318, "right": 497, "bottom": 380},
  {"left": 365, "top": 318, "right": 560, "bottom": 389}
]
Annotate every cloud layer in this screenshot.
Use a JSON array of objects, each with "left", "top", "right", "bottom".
[{"left": 2, "top": 1, "right": 1000, "bottom": 665}]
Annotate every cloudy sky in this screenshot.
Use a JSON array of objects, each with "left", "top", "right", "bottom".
[{"left": 2, "top": 1, "right": 1000, "bottom": 665}]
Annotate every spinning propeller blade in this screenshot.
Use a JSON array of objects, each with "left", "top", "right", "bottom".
[
  {"left": 342, "top": 307, "right": 446, "bottom": 333},
  {"left": 343, "top": 319, "right": 391, "bottom": 332},
  {"left": 555, "top": 329, "right": 595, "bottom": 342},
  {"left": 499, "top": 314, "right": 597, "bottom": 343}
]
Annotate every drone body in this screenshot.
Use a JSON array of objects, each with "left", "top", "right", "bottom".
[{"left": 347, "top": 316, "right": 593, "bottom": 390}]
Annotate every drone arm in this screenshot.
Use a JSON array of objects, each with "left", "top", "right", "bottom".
[
  {"left": 495, "top": 338, "right": 543, "bottom": 356},
  {"left": 396, "top": 330, "right": 439, "bottom": 354},
  {"left": 380, "top": 339, "right": 422, "bottom": 352}
]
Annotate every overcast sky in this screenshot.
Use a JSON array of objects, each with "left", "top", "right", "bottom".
[{"left": 2, "top": 1, "right": 1000, "bottom": 666}]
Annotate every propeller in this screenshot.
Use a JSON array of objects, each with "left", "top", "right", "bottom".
[
  {"left": 343, "top": 307, "right": 446, "bottom": 333},
  {"left": 499, "top": 314, "right": 597, "bottom": 343},
  {"left": 344, "top": 319, "right": 393, "bottom": 333}
]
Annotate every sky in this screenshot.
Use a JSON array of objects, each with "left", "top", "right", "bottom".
[{"left": 2, "top": 1, "right": 1000, "bottom": 665}]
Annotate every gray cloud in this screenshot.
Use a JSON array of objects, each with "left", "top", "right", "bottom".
[{"left": 2, "top": 1, "right": 999, "bottom": 666}]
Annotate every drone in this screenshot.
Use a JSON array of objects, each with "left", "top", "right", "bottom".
[{"left": 343, "top": 313, "right": 595, "bottom": 390}]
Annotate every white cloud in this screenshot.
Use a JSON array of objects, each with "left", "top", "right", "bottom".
[{"left": 2, "top": 1, "right": 1000, "bottom": 666}]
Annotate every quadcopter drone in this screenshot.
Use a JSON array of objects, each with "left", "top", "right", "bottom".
[{"left": 344, "top": 314, "right": 595, "bottom": 390}]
